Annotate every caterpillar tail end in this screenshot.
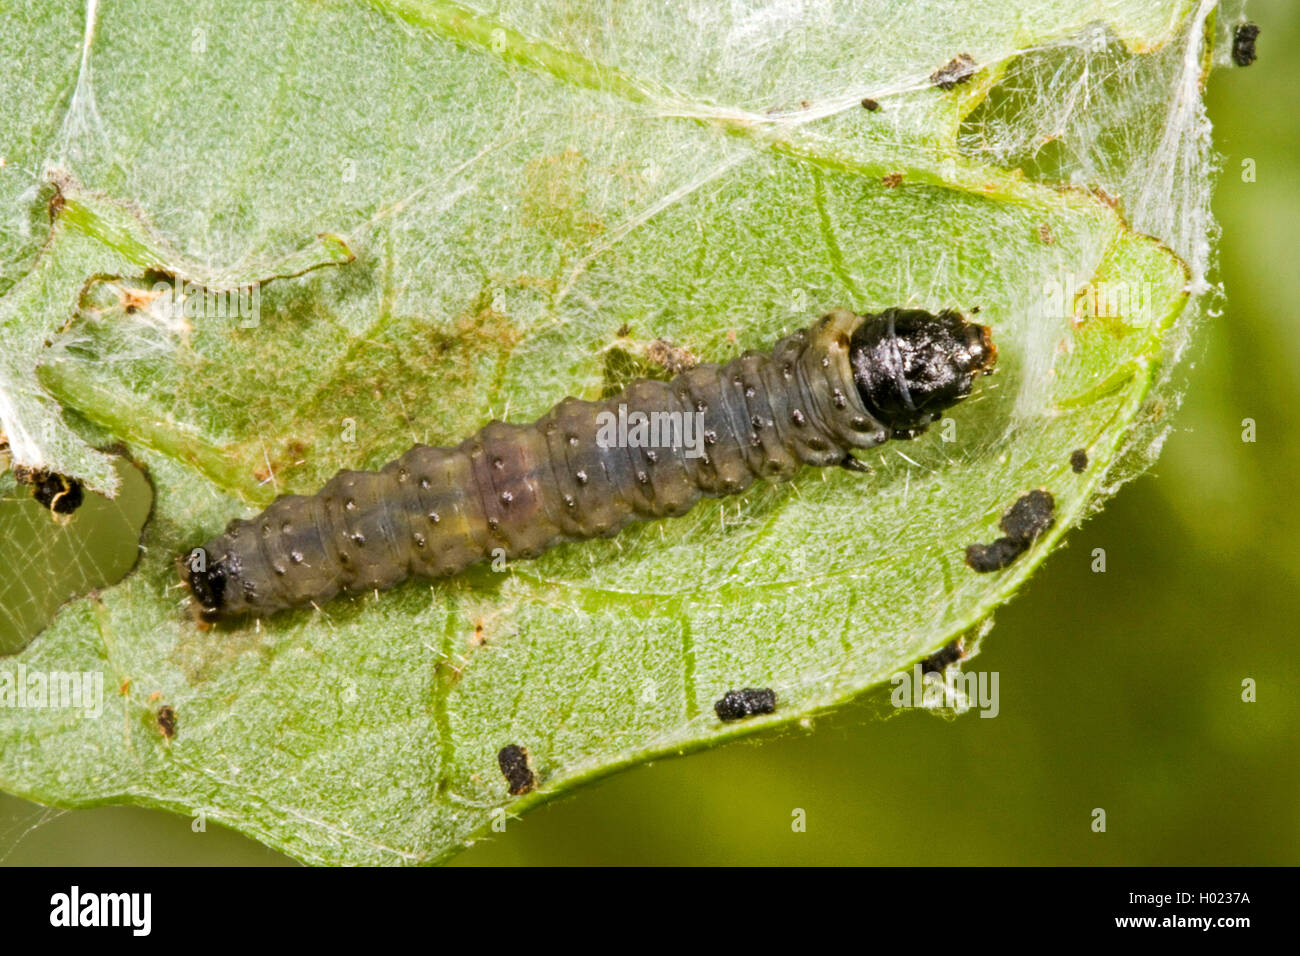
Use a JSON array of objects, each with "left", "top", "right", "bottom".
[{"left": 179, "top": 547, "right": 229, "bottom": 626}]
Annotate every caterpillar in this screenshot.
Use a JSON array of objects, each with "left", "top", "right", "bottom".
[{"left": 184, "top": 308, "right": 996, "bottom": 622}]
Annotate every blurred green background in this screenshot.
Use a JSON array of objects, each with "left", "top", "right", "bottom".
[{"left": 2, "top": 0, "right": 1296, "bottom": 866}]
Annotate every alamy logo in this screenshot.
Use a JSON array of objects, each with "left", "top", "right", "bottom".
[
  {"left": 149, "top": 278, "right": 261, "bottom": 328},
  {"left": 0, "top": 666, "right": 102, "bottom": 718},
  {"left": 49, "top": 886, "right": 151, "bottom": 936},
  {"left": 1042, "top": 274, "right": 1153, "bottom": 325},
  {"left": 890, "top": 663, "right": 1000, "bottom": 718},
  {"left": 595, "top": 403, "right": 706, "bottom": 459}
]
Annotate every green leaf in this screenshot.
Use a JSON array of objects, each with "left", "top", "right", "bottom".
[{"left": 0, "top": 0, "right": 1218, "bottom": 863}]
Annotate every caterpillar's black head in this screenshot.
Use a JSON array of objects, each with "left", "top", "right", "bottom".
[{"left": 849, "top": 308, "right": 996, "bottom": 439}]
